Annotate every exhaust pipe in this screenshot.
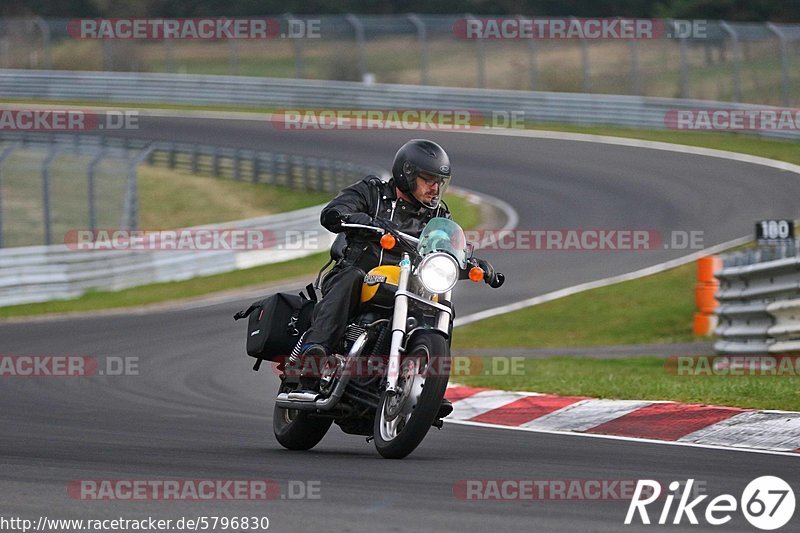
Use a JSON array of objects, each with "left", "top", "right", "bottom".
[{"left": 275, "top": 332, "right": 368, "bottom": 411}]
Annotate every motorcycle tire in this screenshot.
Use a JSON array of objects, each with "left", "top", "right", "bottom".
[
  {"left": 373, "top": 332, "right": 450, "bottom": 459},
  {"left": 273, "top": 388, "right": 333, "bottom": 451}
]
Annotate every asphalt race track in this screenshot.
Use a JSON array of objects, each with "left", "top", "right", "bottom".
[{"left": 1, "top": 117, "right": 799, "bottom": 532}]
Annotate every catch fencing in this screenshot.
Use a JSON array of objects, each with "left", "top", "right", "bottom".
[
  {"left": 2, "top": 16, "right": 799, "bottom": 106},
  {"left": 0, "top": 132, "right": 381, "bottom": 307}
]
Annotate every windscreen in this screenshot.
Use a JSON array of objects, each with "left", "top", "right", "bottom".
[{"left": 417, "top": 217, "right": 467, "bottom": 268}]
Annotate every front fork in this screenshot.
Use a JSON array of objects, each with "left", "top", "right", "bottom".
[
  {"left": 384, "top": 254, "right": 453, "bottom": 394},
  {"left": 385, "top": 255, "right": 411, "bottom": 394}
]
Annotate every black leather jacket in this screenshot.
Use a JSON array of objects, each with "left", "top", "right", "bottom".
[{"left": 321, "top": 176, "right": 452, "bottom": 269}]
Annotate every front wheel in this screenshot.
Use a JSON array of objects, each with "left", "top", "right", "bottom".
[
  {"left": 273, "top": 385, "right": 333, "bottom": 451},
  {"left": 373, "top": 333, "right": 450, "bottom": 459}
]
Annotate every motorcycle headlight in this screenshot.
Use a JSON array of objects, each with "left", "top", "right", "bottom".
[{"left": 418, "top": 253, "right": 459, "bottom": 294}]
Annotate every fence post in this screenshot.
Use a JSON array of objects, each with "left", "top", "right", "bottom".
[
  {"left": 212, "top": 146, "right": 220, "bottom": 177},
  {"left": 0, "top": 142, "right": 20, "bottom": 248},
  {"left": 574, "top": 17, "right": 591, "bottom": 92},
  {"left": 407, "top": 14, "right": 428, "bottom": 85},
  {"left": 87, "top": 148, "right": 106, "bottom": 231},
  {"left": 252, "top": 154, "right": 260, "bottom": 183},
  {"left": 228, "top": 39, "right": 239, "bottom": 76},
  {"left": 671, "top": 20, "right": 690, "bottom": 99},
  {"left": 164, "top": 38, "right": 175, "bottom": 73},
  {"left": 103, "top": 40, "right": 113, "bottom": 71},
  {"left": 285, "top": 13, "right": 304, "bottom": 79},
  {"left": 42, "top": 144, "right": 62, "bottom": 245},
  {"left": 768, "top": 23, "right": 791, "bottom": 107},
  {"left": 629, "top": 36, "right": 641, "bottom": 96},
  {"left": 345, "top": 14, "right": 367, "bottom": 81},
  {"left": 720, "top": 21, "right": 742, "bottom": 102},
  {"left": 465, "top": 14, "right": 486, "bottom": 88},
  {"left": 122, "top": 145, "right": 153, "bottom": 231},
  {"left": 516, "top": 14, "right": 538, "bottom": 91},
  {"left": 32, "top": 16, "right": 52, "bottom": 69}
]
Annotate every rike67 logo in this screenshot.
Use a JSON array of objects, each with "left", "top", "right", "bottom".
[{"left": 626, "top": 477, "right": 795, "bottom": 530}]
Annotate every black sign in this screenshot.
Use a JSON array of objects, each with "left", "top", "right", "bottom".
[{"left": 756, "top": 220, "right": 795, "bottom": 241}]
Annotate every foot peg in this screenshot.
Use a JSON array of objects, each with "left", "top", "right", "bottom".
[
  {"left": 286, "top": 391, "right": 322, "bottom": 402},
  {"left": 436, "top": 398, "right": 453, "bottom": 419}
]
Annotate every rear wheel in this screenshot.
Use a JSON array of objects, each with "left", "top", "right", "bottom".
[
  {"left": 373, "top": 333, "right": 450, "bottom": 459},
  {"left": 273, "top": 385, "right": 333, "bottom": 451}
]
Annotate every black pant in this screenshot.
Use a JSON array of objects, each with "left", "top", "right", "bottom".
[{"left": 303, "top": 264, "right": 366, "bottom": 350}]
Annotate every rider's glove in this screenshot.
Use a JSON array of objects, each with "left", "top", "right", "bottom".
[
  {"left": 475, "top": 258, "right": 505, "bottom": 288},
  {"left": 342, "top": 212, "right": 374, "bottom": 226}
]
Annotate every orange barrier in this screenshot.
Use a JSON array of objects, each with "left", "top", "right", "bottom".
[{"left": 694, "top": 255, "right": 722, "bottom": 336}]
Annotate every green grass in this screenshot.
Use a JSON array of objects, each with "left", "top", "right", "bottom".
[
  {"left": 453, "top": 262, "right": 697, "bottom": 350},
  {"left": 138, "top": 165, "right": 331, "bottom": 228},
  {"left": 457, "top": 356, "right": 800, "bottom": 412}
]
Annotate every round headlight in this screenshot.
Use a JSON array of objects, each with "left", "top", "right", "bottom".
[{"left": 418, "top": 253, "right": 459, "bottom": 294}]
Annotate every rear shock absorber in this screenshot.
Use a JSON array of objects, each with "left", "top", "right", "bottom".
[{"left": 287, "top": 332, "right": 307, "bottom": 365}]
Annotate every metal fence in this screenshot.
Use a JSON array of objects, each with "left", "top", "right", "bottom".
[
  {"left": 0, "top": 131, "right": 384, "bottom": 306},
  {"left": 2, "top": 16, "right": 799, "bottom": 106},
  {"left": 0, "top": 132, "right": 382, "bottom": 248},
  {"left": 715, "top": 240, "right": 800, "bottom": 354},
  {"left": 2, "top": 70, "right": 798, "bottom": 142}
]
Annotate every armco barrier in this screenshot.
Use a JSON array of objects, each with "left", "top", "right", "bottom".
[
  {"left": 0, "top": 70, "right": 799, "bottom": 141},
  {"left": 0, "top": 206, "right": 336, "bottom": 308},
  {"left": 714, "top": 251, "right": 800, "bottom": 354}
]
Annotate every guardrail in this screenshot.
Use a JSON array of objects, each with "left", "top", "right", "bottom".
[
  {"left": 1, "top": 70, "right": 798, "bottom": 141},
  {"left": 714, "top": 245, "right": 800, "bottom": 354},
  {"left": 0, "top": 132, "right": 383, "bottom": 307},
  {"left": 0, "top": 206, "right": 336, "bottom": 308}
]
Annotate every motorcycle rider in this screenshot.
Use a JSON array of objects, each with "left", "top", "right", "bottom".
[{"left": 295, "top": 139, "right": 498, "bottom": 416}]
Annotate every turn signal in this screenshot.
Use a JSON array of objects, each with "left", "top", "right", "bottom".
[
  {"left": 469, "top": 267, "right": 484, "bottom": 282},
  {"left": 380, "top": 233, "right": 396, "bottom": 250}
]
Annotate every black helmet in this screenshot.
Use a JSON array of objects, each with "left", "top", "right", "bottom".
[{"left": 391, "top": 139, "right": 452, "bottom": 209}]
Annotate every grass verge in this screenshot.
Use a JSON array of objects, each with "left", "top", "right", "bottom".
[
  {"left": 138, "top": 165, "right": 331, "bottom": 228},
  {"left": 453, "top": 262, "right": 697, "bottom": 350},
  {"left": 457, "top": 356, "right": 800, "bottom": 412}
]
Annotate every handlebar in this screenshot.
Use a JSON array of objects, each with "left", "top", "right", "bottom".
[
  {"left": 340, "top": 222, "right": 420, "bottom": 245},
  {"left": 341, "top": 222, "right": 504, "bottom": 288}
]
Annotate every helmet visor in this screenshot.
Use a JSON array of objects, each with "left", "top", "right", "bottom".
[{"left": 412, "top": 171, "right": 451, "bottom": 209}]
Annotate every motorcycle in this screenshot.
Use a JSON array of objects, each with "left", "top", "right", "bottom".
[{"left": 271, "top": 217, "right": 504, "bottom": 459}]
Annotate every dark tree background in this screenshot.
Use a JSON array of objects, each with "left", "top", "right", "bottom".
[{"left": 5, "top": 0, "right": 799, "bottom": 21}]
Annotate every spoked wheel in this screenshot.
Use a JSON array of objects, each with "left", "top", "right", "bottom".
[
  {"left": 373, "top": 333, "right": 450, "bottom": 459},
  {"left": 273, "top": 384, "right": 333, "bottom": 451}
]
